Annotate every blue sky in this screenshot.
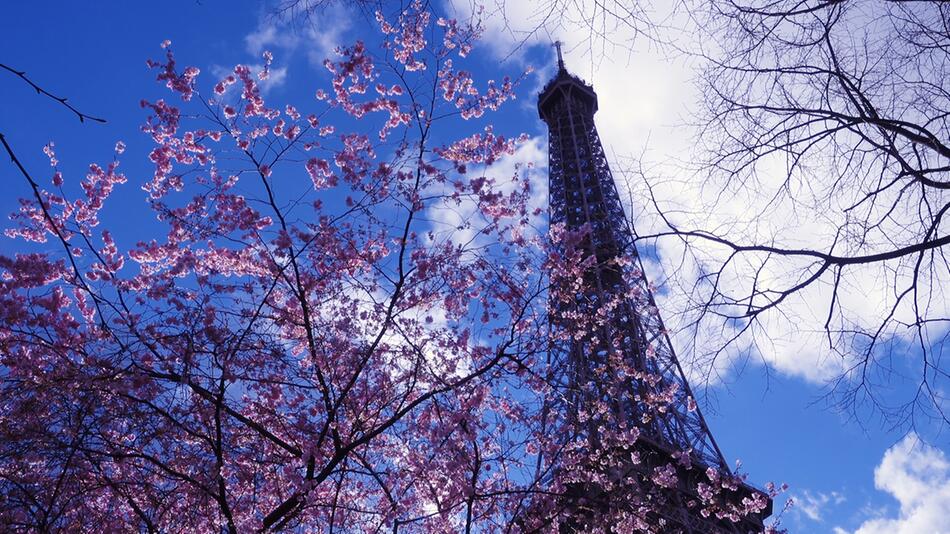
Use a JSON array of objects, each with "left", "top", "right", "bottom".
[{"left": 2, "top": 2, "right": 949, "bottom": 532}]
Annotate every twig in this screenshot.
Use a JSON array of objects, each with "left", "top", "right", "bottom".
[{"left": 1, "top": 62, "right": 106, "bottom": 123}]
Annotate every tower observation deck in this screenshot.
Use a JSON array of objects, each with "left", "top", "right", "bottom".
[{"left": 535, "top": 45, "right": 772, "bottom": 533}]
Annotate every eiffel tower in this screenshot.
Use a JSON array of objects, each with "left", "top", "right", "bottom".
[{"left": 534, "top": 43, "right": 772, "bottom": 533}]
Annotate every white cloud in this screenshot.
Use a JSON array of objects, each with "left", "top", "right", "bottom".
[
  {"left": 245, "top": 23, "right": 298, "bottom": 56},
  {"left": 792, "top": 489, "right": 846, "bottom": 522},
  {"left": 843, "top": 434, "right": 950, "bottom": 534},
  {"left": 444, "top": 0, "right": 546, "bottom": 61},
  {"left": 264, "top": 65, "right": 289, "bottom": 88},
  {"left": 302, "top": 12, "right": 351, "bottom": 67},
  {"left": 244, "top": 5, "right": 352, "bottom": 68},
  {"left": 209, "top": 7, "right": 352, "bottom": 97},
  {"left": 445, "top": 0, "right": 950, "bottom": 393}
]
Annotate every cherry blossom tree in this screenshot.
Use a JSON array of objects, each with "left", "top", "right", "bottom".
[{"left": 0, "top": 3, "right": 781, "bottom": 532}]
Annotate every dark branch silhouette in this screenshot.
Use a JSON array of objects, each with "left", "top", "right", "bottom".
[{"left": 1, "top": 63, "right": 106, "bottom": 123}]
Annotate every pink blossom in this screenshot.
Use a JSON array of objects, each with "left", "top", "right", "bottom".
[
  {"left": 0, "top": 9, "right": 775, "bottom": 533},
  {"left": 43, "top": 142, "right": 58, "bottom": 166},
  {"left": 305, "top": 158, "right": 336, "bottom": 189},
  {"left": 259, "top": 50, "right": 273, "bottom": 80}
]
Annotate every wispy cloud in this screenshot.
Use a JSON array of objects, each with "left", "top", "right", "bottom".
[
  {"left": 792, "top": 489, "right": 846, "bottom": 522},
  {"left": 209, "top": 6, "right": 352, "bottom": 97},
  {"left": 245, "top": 24, "right": 298, "bottom": 56},
  {"left": 244, "top": 4, "right": 352, "bottom": 68}
]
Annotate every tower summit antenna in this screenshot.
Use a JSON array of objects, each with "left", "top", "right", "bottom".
[{"left": 554, "top": 40, "right": 565, "bottom": 70}]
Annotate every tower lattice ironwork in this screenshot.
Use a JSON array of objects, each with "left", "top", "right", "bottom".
[{"left": 536, "top": 44, "right": 772, "bottom": 533}]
